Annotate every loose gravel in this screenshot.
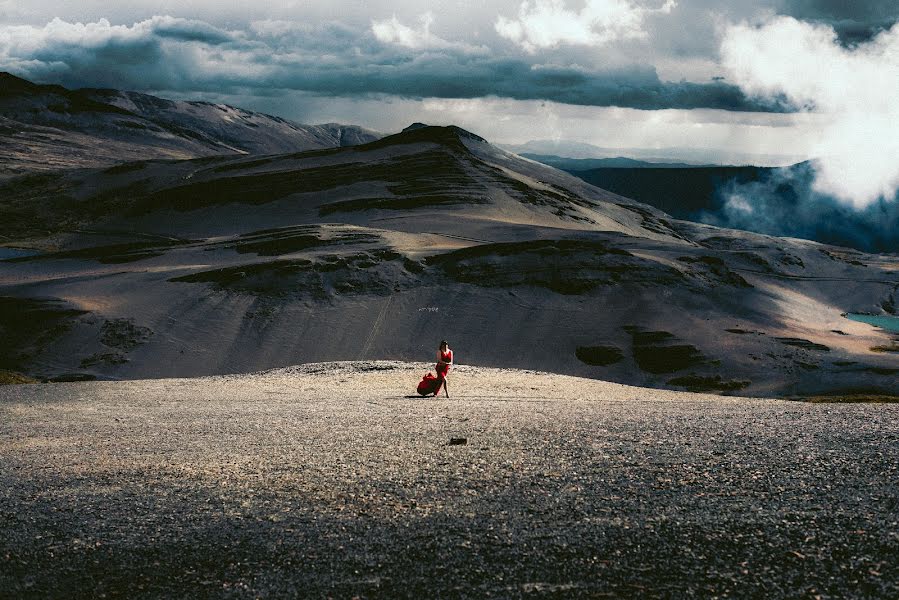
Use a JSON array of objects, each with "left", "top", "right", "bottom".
[{"left": 1, "top": 361, "right": 897, "bottom": 599}]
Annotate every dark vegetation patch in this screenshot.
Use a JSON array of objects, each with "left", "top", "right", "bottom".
[
  {"left": 795, "top": 361, "right": 820, "bottom": 370},
  {"left": 725, "top": 328, "right": 758, "bottom": 335},
  {"left": 133, "top": 148, "right": 489, "bottom": 214},
  {"left": 869, "top": 343, "right": 899, "bottom": 353},
  {"left": 320, "top": 195, "right": 484, "bottom": 215},
  {"left": 100, "top": 319, "right": 152, "bottom": 351},
  {"left": 80, "top": 352, "right": 128, "bottom": 368},
  {"left": 427, "top": 239, "right": 681, "bottom": 294},
  {"left": 103, "top": 161, "right": 147, "bottom": 175},
  {"left": 212, "top": 157, "right": 279, "bottom": 173},
  {"left": 819, "top": 249, "right": 867, "bottom": 267},
  {"left": 736, "top": 250, "right": 804, "bottom": 272},
  {"left": 699, "top": 236, "right": 743, "bottom": 250},
  {"left": 778, "top": 253, "right": 805, "bottom": 268},
  {"left": 832, "top": 360, "right": 857, "bottom": 366},
  {"left": 0, "top": 297, "right": 87, "bottom": 372},
  {"left": 239, "top": 226, "right": 318, "bottom": 238},
  {"left": 798, "top": 394, "right": 899, "bottom": 403},
  {"left": 0, "top": 370, "right": 39, "bottom": 385},
  {"left": 575, "top": 346, "right": 624, "bottom": 366},
  {"left": 115, "top": 120, "right": 150, "bottom": 130},
  {"left": 634, "top": 345, "right": 708, "bottom": 374},
  {"left": 478, "top": 163, "right": 595, "bottom": 222},
  {"left": 170, "top": 259, "right": 314, "bottom": 287},
  {"left": 403, "top": 258, "right": 425, "bottom": 274},
  {"left": 47, "top": 373, "right": 97, "bottom": 382},
  {"left": 776, "top": 337, "right": 830, "bottom": 352},
  {"left": 224, "top": 227, "right": 380, "bottom": 257},
  {"left": 623, "top": 326, "right": 710, "bottom": 374},
  {"left": 666, "top": 375, "right": 750, "bottom": 393},
  {"left": 735, "top": 252, "right": 774, "bottom": 272},
  {"left": 9, "top": 240, "right": 189, "bottom": 264},
  {"left": 619, "top": 204, "right": 690, "bottom": 241},
  {"left": 627, "top": 329, "right": 675, "bottom": 345},
  {"left": 831, "top": 330, "right": 848, "bottom": 335},
  {"left": 0, "top": 172, "right": 78, "bottom": 238},
  {"left": 170, "top": 250, "right": 406, "bottom": 299},
  {"left": 858, "top": 366, "right": 899, "bottom": 375},
  {"left": 677, "top": 255, "right": 752, "bottom": 288}
]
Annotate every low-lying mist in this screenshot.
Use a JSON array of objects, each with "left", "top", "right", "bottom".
[{"left": 703, "top": 162, "right": 899, "bottom": 254}]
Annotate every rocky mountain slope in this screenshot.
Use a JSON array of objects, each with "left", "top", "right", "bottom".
[
  {"left": 1, "top": 123, "right": 896, "bottom": 396},
  {"left": 0, "top": 73, "right": 380, "bottom": 176}
]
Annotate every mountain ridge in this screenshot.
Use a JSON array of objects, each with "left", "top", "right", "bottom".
[
  {"left": 1, "top": 120, "right": 896, "bottom": 396},
  {"left": 0, "top": 72, "right": 382, "bottom": 176}
]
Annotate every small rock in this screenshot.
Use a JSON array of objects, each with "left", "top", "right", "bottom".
[{"left": 449, "top": 437, "right": 467, "bottom": 446}]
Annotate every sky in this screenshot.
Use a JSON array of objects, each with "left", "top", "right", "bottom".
[{"left": 0, "top": 1, "right": 897, "bottom": 207}]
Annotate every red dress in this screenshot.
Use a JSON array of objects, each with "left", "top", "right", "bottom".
[
  {"left": 436, "top": 348, "right": 453, "bottom": 377},
  {"left": 435, "top": 348, "right": 452, "bottom": 394}
]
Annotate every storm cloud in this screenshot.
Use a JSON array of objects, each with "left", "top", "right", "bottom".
[
  {"left": 704, "top": 163, "right": 899, "bottom": 253},
  {"left": 776, "top": 0, "right": 899, "bottom": 44},
  {"left": 0, "top": 1, "right": 896, "bottom": 208},
  {"left": 0, "top": 14, "right": 788, "bottom": 112},
  {"left": 721, "top": 16, "right": 899, "bottom": 207}
]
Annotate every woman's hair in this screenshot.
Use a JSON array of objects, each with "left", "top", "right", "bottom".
[{"left": 440, "top": 340, "right": 448, "bottom": 347}]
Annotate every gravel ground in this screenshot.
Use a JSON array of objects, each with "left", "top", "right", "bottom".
[{"left": 1, "top": 361, "right": 898, "bottom": 599}]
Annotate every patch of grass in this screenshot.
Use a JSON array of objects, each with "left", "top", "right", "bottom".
[
  {"left": 575, "top": 346, "right": 623, "bottom": 366},
  {"left": 0, "top": 297, "right": 88, "bottom": 372},
  {"left": 9, "top": 240, "right": 189, "bottom": 264},
  {"left": 427, "top": 240, "right": 682, "bottom": 294},
  {"left": 870, "top": 343, "right": 899, "bottom": 353},
  {"left": 798, "top": 394, "right": 899, "bottom": 404},
  {"left": 0, "top": 370, "right": 39, "bottom": 385},
  {"left": 776, "top": 337, "right": 830, "bottom": 352},
  {"left": 667, "top": 375, "right": 750, "bottom": 393},
  {"left": 622, "top": 327, "right": 710, "bottom": 374}
]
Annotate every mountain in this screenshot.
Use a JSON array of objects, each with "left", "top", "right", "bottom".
[
  {"left": 1, "top": 124, "right": 896, "bottom": 396},
  {"left": 504, "top": 139, "right": 805, "bottom": 167},
  {"left": 0, "top": 73, "right": 381, "bottom": 176},
  {"left": 521, "top": 154, "right": 709, "bottom": 170}
]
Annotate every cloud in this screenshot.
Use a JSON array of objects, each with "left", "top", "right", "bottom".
[
  {"left": 496, "top": 0, "right": 676, "bottom": 52},
  {"left": 370, "top": 12, "right": 489, "bottom": 54},
  {"left": 703, "top": 163, "right": 899, "bottom": 253},
  {"left": 372, "top": 12, "right": 439, "bottom": 49},
  {"left": 0, "top": 15, "right": 787, "bottom": 114},
  {"left": 776, "top": 0, "right": 898, "bottom": 44},
  {"left": 721, "top": 16, "right": 899, "bottom": 208},
  {"left": 1, "top": 15, "right": 233, "bottom": 51},
  {"left": 0, "top": 16, "right": 240, "bottom": 88}
]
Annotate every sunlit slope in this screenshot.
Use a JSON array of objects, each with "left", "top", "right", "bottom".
[{"left": 1, "top": 125, "right": 896, "bottom": 395}]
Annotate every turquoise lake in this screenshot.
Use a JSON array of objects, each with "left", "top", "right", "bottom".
[{"left": 845, "top": 313, "right": 899, "bottom": 333}]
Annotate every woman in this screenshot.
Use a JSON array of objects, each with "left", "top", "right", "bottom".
[{"left": 434, "top": 340, "right": 453, "bottom": 398}]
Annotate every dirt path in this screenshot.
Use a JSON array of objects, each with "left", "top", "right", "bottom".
[{"left": 2, "top": 362, "right": 897, "bottom": 598}]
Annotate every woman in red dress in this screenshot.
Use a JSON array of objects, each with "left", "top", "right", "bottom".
[{"left": 434, "top": 340, "right": 453, "bottom": 397}]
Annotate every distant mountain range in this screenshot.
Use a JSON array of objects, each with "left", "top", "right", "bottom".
[
  {"left": 504, "top": 139, "right": 806, "bottom": 167},
  {"left": 520, "top": 154, "right": 713, "bottom": 170},
  {"left": 0, "top": 73, "right": 381, "bottom": 176}
]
